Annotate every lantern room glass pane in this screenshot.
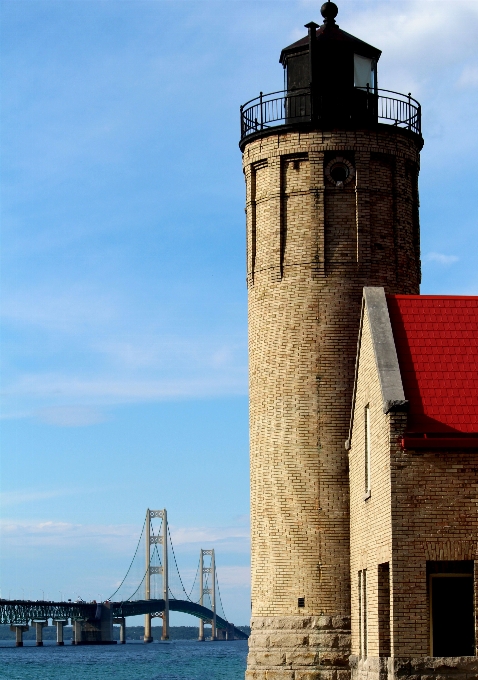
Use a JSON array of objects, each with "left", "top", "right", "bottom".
[{"left": 354, "top": 54, "right": 375, "bottom": 89}]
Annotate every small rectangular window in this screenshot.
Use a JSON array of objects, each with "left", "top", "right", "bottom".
[
  {"left": 363, "top": 569, "right": 368, "bottom": 658},
  {"left": 354, "top": 54, "right": 376, "bottom": 90},
  {"left": 358, "top": 571, "right": 362, "bottom": 656},
  {"left": 365, "top": 405, "right": 371, "bottom": 495},
  {"left": 358, "top": 569, "right": 368, "bottom": 657}
]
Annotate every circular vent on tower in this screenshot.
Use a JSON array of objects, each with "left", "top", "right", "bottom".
[{"left": 325, "top": 157, "right": 355, "bottom": 187}]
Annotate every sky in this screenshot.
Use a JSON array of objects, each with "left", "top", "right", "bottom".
[{"left": 1, "top": 0, "right": 477, "bottom": 628}]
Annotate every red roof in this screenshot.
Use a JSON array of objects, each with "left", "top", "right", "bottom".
[{"left": 387, "top": 295, "right": 478, "bottom": 434}]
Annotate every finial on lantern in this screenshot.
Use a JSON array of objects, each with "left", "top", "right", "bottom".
[{"left": 320, "top": 1, "right": 338, "bottom": 25}]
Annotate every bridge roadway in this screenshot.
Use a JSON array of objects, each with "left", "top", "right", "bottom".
[{"left": 0, "top": 599, "right": 248, "bottom": 644}]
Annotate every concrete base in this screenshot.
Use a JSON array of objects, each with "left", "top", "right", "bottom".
[
  {"left": 246, "top": 615, "right": 351, "bottom": 680},
  {"left": 350, "top": 655, "right": 478, "bottom": 680}
]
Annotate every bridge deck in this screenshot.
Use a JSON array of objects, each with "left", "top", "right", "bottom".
[{"left": 0, "top": 599, "right": 248, "bottom": 640}]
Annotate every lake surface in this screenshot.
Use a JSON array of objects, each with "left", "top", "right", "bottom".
[{"left": 0, "top": 639, "right": 248, "bottom": 680}]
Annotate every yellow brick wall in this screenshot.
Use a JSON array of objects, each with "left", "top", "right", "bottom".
[
  {"left": 389, "top": 446, "right": 478, "bottom": 657},
  {"left": 348, "top": 307, "right": 394, "bottom": 659},
  {"left": 245, "top": 128, "right": 421, "bottom": 622}
]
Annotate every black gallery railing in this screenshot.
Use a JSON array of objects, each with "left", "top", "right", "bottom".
[{"left": 240, "top": 87, "right": 421, "bottom": 140}]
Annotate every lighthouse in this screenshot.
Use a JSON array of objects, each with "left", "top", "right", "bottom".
[{"left": 240, "top": 3, "right": 422, "bottom": 678}]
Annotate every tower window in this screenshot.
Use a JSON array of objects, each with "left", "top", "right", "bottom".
[
  {"left": 330, "top": 164, "right": 348, "bottom": 183},
  {"left": 354, "top": 54, "right": 376, "bottom": 90},
  {"left": 324, "top": 156, "right": 355, "bottom": 187}
]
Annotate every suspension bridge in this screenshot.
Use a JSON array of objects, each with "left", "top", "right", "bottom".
[{"left": 0, "top": 509, "right": 249, "bottom": 646}]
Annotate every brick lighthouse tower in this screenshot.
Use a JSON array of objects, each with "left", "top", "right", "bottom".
[{"left": 239, "top": 3, "right": 423, "bottom": 678}]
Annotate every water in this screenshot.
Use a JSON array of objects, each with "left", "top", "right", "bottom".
[{"left": 0, "top": 640, "right": 248, "bottom": 680}]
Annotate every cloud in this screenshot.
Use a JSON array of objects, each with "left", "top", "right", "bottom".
[
  {"left": 0, "top": 518, "right": 249, "bottom": 556},
  {"left": 5, "top": 372, "right": 247, "bottom": 404},
  {"left": 457, "top": 64, "right": 478, "bottom": 89},
  {"left": 169, "top": 523, "right": 250, "bottom": 548},
  {"left": 0, "top": 519, "right": 140, "bottom": 551},
  {"left": 424, "top": 252, "right": 459, "bottom": 265},
  {"left": 1, "top": 286, "right": 118, "bottom": 334},
  {"left": 215, "top": 565, "right": 250, "bottom": 588},
  {"left": 36, "top": 405, "right": 107, "bottom": 426},
  {"left": 1, "top": 489, "right": 75, "bottom": 508},
  {"left": 0, "top": 485, "right": 111, "bottom": 508},
  {"left": 0, "top": 283, "right": 247, "bottom": 421}
]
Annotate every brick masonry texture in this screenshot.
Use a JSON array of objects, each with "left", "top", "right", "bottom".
[
  {"left": 349, "top": 298, "right": 478, "bottom": 680},
  {"left": 242, "top": 126, "right": 422, "bottom": 679}
]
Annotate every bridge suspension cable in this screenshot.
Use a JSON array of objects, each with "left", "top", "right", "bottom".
[
  {"left": 167, "top": 523, "right": 193, "bottom": 602},
  {"left": 215, "top": 568, "right": 228, "bottom": 623},
  {"left": 107, "top": 515, "right": 146, "bottom": 601}
]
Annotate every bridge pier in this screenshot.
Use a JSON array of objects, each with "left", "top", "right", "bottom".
[
  {"left": 10, "top": 625, "right": 29, "bottom": 647},
  {"left": 113, "top": 617, "right": 126, "bottom": 644},
  {"left": 72, "top": 620, "right": 82, "bottom": 645},
  {"left": 71, "top": 603, "right": 116, "bottom": 644},
  {"left": 33, "top": 620, "right": 48, "bottom": 646},
  {"left": 144, "top": 614, "right": 153, "bottom": 643},
  {"left": 53, "top": 619, "right": 67, "bottom": 645}
]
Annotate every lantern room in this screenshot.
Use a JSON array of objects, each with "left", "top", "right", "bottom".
[{"left": 239, "top": 1, "right": 421, "bottom": 148}]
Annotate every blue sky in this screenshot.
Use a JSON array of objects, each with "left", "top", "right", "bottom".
[{"left": 1, "top": 0, "right": 477, "bottom": 626}]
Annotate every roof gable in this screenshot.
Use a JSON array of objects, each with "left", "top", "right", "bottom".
[{"left": 346, "top": 287, "right": 406, "bottom": 450}]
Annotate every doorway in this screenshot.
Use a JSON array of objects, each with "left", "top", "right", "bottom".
[{"left": 429, "top": 561, "right": 475, "bottom": 657}]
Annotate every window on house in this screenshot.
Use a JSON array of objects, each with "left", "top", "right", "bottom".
[
  {"left": 364, "top": 405, "right": 371, "bottom": 497},
  {"left": 358, "top": 569, "right": 368, "bottom": 658},
  {"left": 378, "top": 562, "right": 391, "bottom": 657},
  {"left": 358, "top": 570, "right": 362, "bottom": 656},
  {"left": 428, "top": 561, "right": 475, "bottom": 656}
]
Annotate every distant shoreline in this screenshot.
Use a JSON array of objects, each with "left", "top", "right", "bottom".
[{"left": 0, "top": 624, "right": 251, "bottom": 641}]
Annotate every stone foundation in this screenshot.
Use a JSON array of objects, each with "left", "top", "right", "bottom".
[
  {"left": 350, "top": 655, "right": 478, "bottom": 680},
  {"left": 246, "top": 615, "right": 351, "bottom": 680}
]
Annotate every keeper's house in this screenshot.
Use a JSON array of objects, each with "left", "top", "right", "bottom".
[{"left": 348, "top": 287, "right": 478, "bottom": 680}]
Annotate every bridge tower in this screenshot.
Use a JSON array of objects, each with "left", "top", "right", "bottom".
[
  {"left": 240, "top": 3, "right": 422, "bottom": 678},
  {"left": 198, "top": 549, "right": 217, "bottom": 641},
  {"left": 144, "top": 508, "right": 169, "bottom": 642}
]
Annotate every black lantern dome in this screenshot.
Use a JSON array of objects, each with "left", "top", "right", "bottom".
[
  {"left": 239, "top": 2, "right": 421, "bottom": 147},
  {"left": 279, "top": 2, "right": 381, "bottom": 126}
]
